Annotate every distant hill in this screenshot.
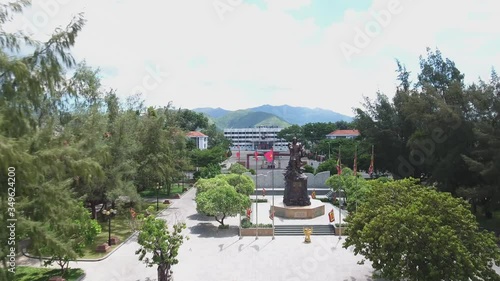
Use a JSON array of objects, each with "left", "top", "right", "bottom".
[
  {"left": 193, "top": 104, "right": 352, "bottom": 128},
  {"left": 214, "top": 110, "right": 291, "bottom": 128},
  {"left": 192, "top": 107, "right": 230, "bottom": 118},
  {"left": 248, "top": 105, "right": 352, "bottom": 125}
]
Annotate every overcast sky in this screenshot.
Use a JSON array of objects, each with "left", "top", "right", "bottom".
[{"left": 5, "top": 0, "right": 500, "bottom": 116}]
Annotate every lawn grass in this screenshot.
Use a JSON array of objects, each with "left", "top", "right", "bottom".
[
  {"left": 15, "top": 266, "right": 84, "bottom": 281},
  {"left": 139, "top": 183, "right": 188, "bottom": 198},
  {"left": 80, "top": 203, "right": 169, "bottom": 259},
  {"left": 81, "top": 217, "right": 135, "bottom": 259}
]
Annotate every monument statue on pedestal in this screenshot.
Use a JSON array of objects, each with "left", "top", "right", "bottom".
[{"left": 283, "top": 137, "right": 311, "bottom": 206}]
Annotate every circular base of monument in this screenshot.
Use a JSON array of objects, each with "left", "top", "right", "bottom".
[{"left": 272, "top": 199, "right": 325, "bottom": 219}]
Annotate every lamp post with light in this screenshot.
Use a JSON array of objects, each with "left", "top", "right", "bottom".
[
  {"left": 102, "top": 208, "right": 117, "bottom": 246},
  {"left": 156, "top": 182, "right": 163, "bottom": 211}
]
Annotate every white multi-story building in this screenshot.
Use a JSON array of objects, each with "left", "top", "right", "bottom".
[{"left": 224, "top": 126, "right": 288, "bottom": 151}]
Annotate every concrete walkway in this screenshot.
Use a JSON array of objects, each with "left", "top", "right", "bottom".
[{"left": 18, "top": 188, "right": 385, "bottom": 281}]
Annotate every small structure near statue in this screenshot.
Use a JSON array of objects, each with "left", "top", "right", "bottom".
[
  {"left": 272, "top": 137, "right": 325, "bottom": 219},
  {"left": 303, "top": 227, "right": 313, "bottom": 243}
]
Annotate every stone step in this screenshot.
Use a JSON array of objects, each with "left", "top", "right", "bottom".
[{"left": 274, "top": 225, "right": 334, "bottom": 236}]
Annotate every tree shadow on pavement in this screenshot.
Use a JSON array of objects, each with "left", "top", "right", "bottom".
[
  {"left": 189, "top": 223, "right": 239, "bottom": 238},
  {"left": 187, "top": 213, "right": 213, "bottom": 222}
]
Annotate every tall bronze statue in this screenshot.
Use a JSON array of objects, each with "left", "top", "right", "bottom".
[
  {"left": 287, "top": 137, "right": 305, "bottom": 173},
  {"left": 283, "top": 137, "right": 311, "bottom": 206}
]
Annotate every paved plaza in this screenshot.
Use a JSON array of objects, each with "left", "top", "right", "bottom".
[{"left": 18, "top": 188, "right": 384, "bottom": 281}]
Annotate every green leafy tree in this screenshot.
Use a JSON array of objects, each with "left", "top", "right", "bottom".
[
  {"left": 303, "top": 164, "right": 314, "bottom": 174},
  {"left": 216, "top": 173, "right": 255, "bottom": 195},
  {"left": 460, "top": 69, "right": 500, "bottom": 218},
  {"left": 41, "top": 206, "right": 101, "bottom": 276},
  {"left": 175, "top": 108, "right": 209, "bottom": 131},
  {"left": 136, "top": 208, "right": 188, "bottom": 281},
  {"left": 229, "top": 162, "right": 248, "bottom": 175},
  {"left": 325, "top": 167, "right": 371, "bottom": 212},
  {"left": 195, "top": 183, "right": 251, "bottom": 226},
  {"left": 195, "top": 163, "right": 221, "bottom": 179},
  {"left": 277, "top": 124, "right": 303, "bottom": 142},
  {"left": 316, "top": 158, "right": 337, "bottom": 175},
  {"left": 202, "top": 123, "right": 231, "bottom": 148},
  {"left": 344, "top": 178, "right": 500, "bottom": 281},
  {"left": 190, "top": 146, "right": 226, "bottom": 168},
  {"left": 194, "top": 177, "right": 229, "bottom": 195}
]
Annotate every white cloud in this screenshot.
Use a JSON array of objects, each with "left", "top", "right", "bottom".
[{"left": 3, "top": 0, "right": 499, "bottom": 116}]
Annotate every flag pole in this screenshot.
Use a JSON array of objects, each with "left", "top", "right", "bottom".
[
  {"left": 272, "top": 147, "right": 275, "bottom": 240},
  {"left": 355, "top": 144, "right": 358, "bottom": 213},
  {"left": 255, "top": 150, "right": 259, "bottom": 240},
  {"left": 338, "top": 144, "right": 342, "bottom": 240}
]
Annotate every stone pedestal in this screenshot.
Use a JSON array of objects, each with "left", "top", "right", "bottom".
[
  {"left": 283, "top": 175, "right": 310, "bottom": 206},
  {"left": 96, "top": 243, "right": 110, "bottom": 253},
  {"left": 272, "top": 199, "right": 325, "bottom": 219},
  {"left": 109, "top": 237, "right": 120, "bottom": 245}
]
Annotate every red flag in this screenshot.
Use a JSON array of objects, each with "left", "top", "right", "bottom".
[
  {"left": 328, "top": 209, "right": 335, "bottom": 222},
  {"left": 262, "top": 188, "right": 266, "bottom": 197},
  {"left": 246, "top": 208, "right": 252, "bottom": 218},
  {"left": 269, "top": 210, "right": 275, "bottom": 220},
  {"left": 264, "top": 148, "right": 273, "bottom": 162},
  {"left": 236, "top": 151, "right": 240, "bottom": 158},
  {"left": 254, "top": 150, "right": 258, "bottom": 160}
]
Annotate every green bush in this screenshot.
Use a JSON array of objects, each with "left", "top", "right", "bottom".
[
  {"left": 218, "top": 224, "right": 230, "bottom": 229},
  {"left": 250, "top": 198, "right": 267, "bottom": 203},
  {"left": 240, "top": 218, "right": 272, "bottom": 228},
  {"left": 241, "top": 218, "right": 252, "bottom": 228},
  {"left": 248, "top": 168, "right": 256, "bottom": 175},
  {"left": 303, "top": 164, "right": 314, "bottom": 174}
]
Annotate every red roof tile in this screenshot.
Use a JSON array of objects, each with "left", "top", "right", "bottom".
[
  {"left": 186, "top": 131, "right": 208, "bottom": 137},
  {"left": 327, "top": 129, "right": 360, "bottom": 136}
]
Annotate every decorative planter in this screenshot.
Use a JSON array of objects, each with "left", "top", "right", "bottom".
[
  {"left": 240, "top": 228, "right": 274, "bottom": 236},
  {"left": 95, "top": 243, "right": 110, "bottom": 253},
  {"left": 109, "top": 237, "right": 120, "bottom": 245}
]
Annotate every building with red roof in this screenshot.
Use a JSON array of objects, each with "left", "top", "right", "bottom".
[
  {"left": 326, "top": 129, "right": 360, "bottom": 139},
  {"left": 186, "top": 131, "right": 208, "bottom": 150}
]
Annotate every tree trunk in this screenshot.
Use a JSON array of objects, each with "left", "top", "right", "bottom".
[
  {"left": 90, "top": 201, "right": 96, "bottom": 219},
  {"left": 215, "top": 214, "right": 226, "bottom": 226},
  {"left": 157, "top": 263, "right": 172, "bottom": 281}
]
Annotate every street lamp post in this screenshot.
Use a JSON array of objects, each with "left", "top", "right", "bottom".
[
  {"left": 156, "top": 182, "right": 162, "bottom": 211},
  {"left": 102, "top": 208, "right": 117, "bottom": 246}
]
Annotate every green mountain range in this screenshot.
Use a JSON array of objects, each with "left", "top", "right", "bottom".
[
  {"left": 193, "top": 105, "right": 352, "bottom": 129},
  {"left": 213, "top": 110, "right": 291, "bottom": 128}
]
